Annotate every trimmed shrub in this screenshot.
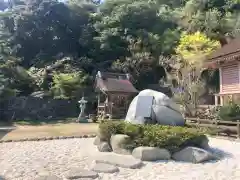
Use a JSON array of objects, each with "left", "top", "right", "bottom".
[
  {"left": 98, "top": 121, "right": 125, "bottom": 141},
  {"left": 218, "top": 103, "right": 240, "bottom": 121},
  {"left": 98, "top": 121, "right": 208, "bottom": 153}
]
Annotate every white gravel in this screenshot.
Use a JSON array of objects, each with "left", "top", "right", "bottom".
[{"left": 0, "top": 137, "right": 240, "bottom": 180}]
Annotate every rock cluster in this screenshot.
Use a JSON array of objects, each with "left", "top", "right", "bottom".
[
  {"left": 2, "top": 132, "right": 217, "bottom": 180},
  {"left": 94, "top": 134, "right": 217, "bottom": 164},
  {"left": 94, "top": 134, "right": 132, "bottom": 155},
  {"left": 1, "top": 137, "right": 235, "bottom": 180}
]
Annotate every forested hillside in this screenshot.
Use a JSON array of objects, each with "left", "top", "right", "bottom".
[{"left": 0, "top": 0, "right": 239, "bottom": 101}]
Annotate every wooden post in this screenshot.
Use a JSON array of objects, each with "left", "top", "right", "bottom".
[
  {"left": 97, "top": 94, "right": 100, "bottom": 106},
  {"left": 215, "top": 119, "right": 219, "bottom": 136},
  {"left": 97, "top": 93, "right": 100, "bottom": 117},
  {"left": 237, "top": 120, "right": 240, "bottom": 139},
  {"left": 214, "top": 95, "right": 218, "bottom": 106},
  {"left": 197, "top": 117, "right": 200, "bottom": 128},
  {"left": 220, "top": 95, "right": 224, "bottom": 106}
]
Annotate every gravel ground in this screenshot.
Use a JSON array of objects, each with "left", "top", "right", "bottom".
[{"left": 0, "top": 137, "right": 240, "bottom": 180}]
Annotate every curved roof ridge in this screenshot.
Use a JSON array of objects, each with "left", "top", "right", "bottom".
[{"left": 208, "top": 38, "right": 240, "bottom": 60}]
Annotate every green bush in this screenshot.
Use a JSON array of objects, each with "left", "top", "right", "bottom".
[
  {"left": 51, "top": 72, "right": 89, "bottom": 99},
  {"left": 218, "top": 103, "right": 240, "bottom": 121},
  {"left": 98, "top": 121, "right": 207, "bottom": 153},
  {"left": 98, "top": 121, "right": 125, "bottom": 141}
]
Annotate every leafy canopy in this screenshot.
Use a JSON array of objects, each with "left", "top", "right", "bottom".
[
  {"left": 0, "top": 0, "right": 239, "bottom": 101},
  {"left": 51, "top": 72, "right": 89, "bottom": 99},
  {"left": 176, "top": 31, "right": 220, "bottom": 66}
]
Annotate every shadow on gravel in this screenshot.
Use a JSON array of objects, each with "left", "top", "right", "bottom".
[
  {"left": 153, "top": 160, "right": 169, "bottom": 164},
  {"left": 0, "top": 127, "right": 16, "bottom": 140},
  {"left": 0, "top": 176, "right": 5, "bottom": 180},
  {"left": 209, "top": 147, "right": 233, "bottom": 159},
  {"left": 153, "top": 148, "right": 233, "bottom": 165}
]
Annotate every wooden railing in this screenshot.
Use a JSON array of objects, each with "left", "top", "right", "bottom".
[{"left": 185, "top": 117, "right": 240, "bottom": 139}]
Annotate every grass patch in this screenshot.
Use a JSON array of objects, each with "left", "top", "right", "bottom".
[
  {"left": 13, "top": 117, "right": 77, "bottom": 126},
  {"left": 1, "top": 123, "right": 98, "bottom": 140},
  {"left": 99, "top": 121, "right": 208, "bottom": 153}
]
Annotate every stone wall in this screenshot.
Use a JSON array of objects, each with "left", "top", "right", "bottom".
[{"left": 0, "top": 96, "right": 80, "bottom": 121}]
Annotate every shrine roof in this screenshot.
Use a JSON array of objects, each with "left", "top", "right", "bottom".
[
  {"left": 207, "top": 38, "right": 240, "bottom": 62},
  {"left": 95, "top": 71, "right": 138, "bottom": 93}
]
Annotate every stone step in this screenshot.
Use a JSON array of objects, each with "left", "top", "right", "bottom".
[
  {"left": 66, "top": 169, "right": 98, "bottom": 179},
  {"left": 92, "top": 163, "right": 119, "bottom": 173},
  {"left": 95, "top": 153, "right": 143, "bottom": 169}
]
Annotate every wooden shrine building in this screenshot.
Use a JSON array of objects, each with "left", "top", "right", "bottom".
[
  {"left": 94, "top": 71, "right": 138, "bottom": 119},
  {"left": 206, "top": 38, "right": 240, "bottom": 105}
]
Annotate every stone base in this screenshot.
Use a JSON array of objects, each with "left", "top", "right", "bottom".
[{"left": 76, "top": 118, "right": 89, "bottom": 123}]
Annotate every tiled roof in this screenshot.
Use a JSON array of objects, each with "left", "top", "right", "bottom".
[
  {"left": 95, "top": 71, "right": 138, "bottom": 93},
  {"left": 208, "top": 38, "right": 240, "bottom": 61}
]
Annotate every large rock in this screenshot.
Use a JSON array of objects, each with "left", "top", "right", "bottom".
[
  {"left": 97, "top": 142, "right": 112, "bottom": 152},
  {"left": 125, "top": 89, "right": 185, "bottom": 126},
  {"left": 95, "top": 153, "right": 143, "bottom": 169},
  {"left": 92, "top": 163, "right": 119, "bottom": 173},
  {"left": 110, "top": 134, "right": 131, "bottom": 155},
  {"left": 172, "top": 147, "right": 216, "bottom": 163},
  {"left": 66, "top": 169, "right": 98, "bottom": 179},
  {"left": 132, "top": 147, "right": 171, "bottom": 161},
  {"left": 180, "top": 135, "right": 210, "bottom": 150},
  {"left": 152, "top": 105, "right": 184, "bottom": 126}
]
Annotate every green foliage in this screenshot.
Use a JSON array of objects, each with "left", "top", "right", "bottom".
[
  {"left": 28, "top": 67, "right": 47, "bottom": 90},
  {"left": 218, "top": 103, "right": 240, "bottom": 121},
  {"left": 176, "top": 31, "right": 220, "bottom": 66},
  {"left": 51, "top": 72, "right": 89, "bottom": 99},
  {"left": 172, "top": 0, "right": 240, "bottom": 39},
  {"left": 169, "top": 31, "right": 220, "bottom": 116},
  {"left": 96, "top": 0, "right": 179, "bottom": 89},
  {"left": 0, "top": 0, "right": 239, "bottom": 100},
  {"left": 98, "top": 121, "right": 124, "bottom": 141},
  {"left": 0, "top": 72, "right": 16, "bottom": 101},
  {"left": 98, "top": 121, "right": 207, "bottom": 152},
  {"left": 0, "top": 58, "right": 36, "bottom": 96}
]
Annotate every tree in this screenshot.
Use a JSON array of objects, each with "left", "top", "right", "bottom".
[
  {"left": 0, "top": 0, "right": 238, "bottom": 101},
  {"left": 0, "top": 0, "right": 98, "bottom": 69},
  {"left": 95, "top": 0, "right": 181, "bottom": 89},
  {"left": 51, "top": 71, "right": 90, "bottom": 99},
  {"left": 172, "top": 0, "right": 240, "bottom": 43},
  {"left": 175, "top": 31, "right": 220, "bottom": 66},
  {"left": 0, "top": 0, "right": 100, "bottom": 98},
  {"left": 0, "top": 6, "right": 36, "bottom": 96},
  {"left": 0, "top": 67, "right": 18, "bottom": 101},
  {"left": 170, "top": 31, "right": 220, "bottom": 116}
]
